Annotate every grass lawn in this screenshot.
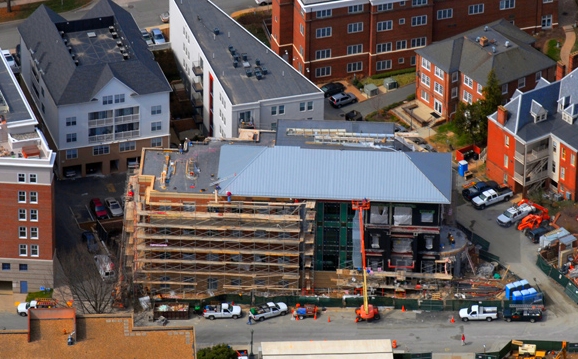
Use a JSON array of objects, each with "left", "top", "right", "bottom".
[
  {"left": 361, "top": 72, "right": 416, "bottom": 89},
  {"left": 546, "top": 38, "right": 562, "bottom": 61},
  {"left": 431, "top": 121, "right": 471, "bottom": 149},
  {"left": 0, "top": 0, "right": 91, "bottom": 23}
]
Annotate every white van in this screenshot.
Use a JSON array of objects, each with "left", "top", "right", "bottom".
[{"left": 94, "top": 255, "right": 116, "bottom": 281}]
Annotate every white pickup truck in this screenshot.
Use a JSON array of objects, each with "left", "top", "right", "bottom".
[
  {"left": 459, "top": 305, "right": 498, "bottom": 321},
  {"left": 203, "top": 303, "right": 243, "bottom": 320},
  {"left": 496, "top": 203, "right": 535, "bottom": 227},
  {"left": 249, "top": 302, "right": 288, "bottom": 321},
  {"left": 17, "top": 299, "right": 57, "bottom": 316},
  {"left": 472, "top": 187, "right": 513, "bottom": 210}
]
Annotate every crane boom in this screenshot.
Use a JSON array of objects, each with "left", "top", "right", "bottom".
[{"left": 352, "top": 199, "right": 371, "bottom": 315}]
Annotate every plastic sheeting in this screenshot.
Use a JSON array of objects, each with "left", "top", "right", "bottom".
[
  {"left": 392, "top": 238, "right": 413, "bottom": 253},
  {"left": 393, "top": 207, "right": 412, "bottom": 225},
  {"left": 370, "top": 205, "right": 388, "bottom": 224},
  {"left": 352, "top": 210, "right": 361, "bottom": 269}
]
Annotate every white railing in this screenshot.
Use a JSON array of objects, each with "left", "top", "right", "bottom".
[
  {"left": 88, "top": 134, "right": 113, "bottom": 143},
  {"left": 88, "top": 118, "right": 113, "bottom": 128},
  {"left": 115, "top": 114, "right": 139, "bottom": 124},
  {"left": 115, "top": 130, "right": 140, "bottom": 140}
]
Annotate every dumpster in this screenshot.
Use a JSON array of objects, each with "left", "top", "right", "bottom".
[
  {"left": 154, "top": 302, "right": 190, "bottom": 320},
  {"left": 458, "top": 160, "right": 468, "bottom": 177}
]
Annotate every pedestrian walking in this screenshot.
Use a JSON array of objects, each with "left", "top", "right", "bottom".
[
  {"left": 461, "top": 333, "right": 465, "bottom": 346},
  {"left": 247, "top": 316, "right": 252, "bottom": 325}
]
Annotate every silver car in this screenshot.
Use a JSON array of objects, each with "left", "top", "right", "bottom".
[
  {"left": 151, "top": 28, "right": 166, "bottom": 44},
  {"left": 104, "top": 197, "right": 123, "bottom": 217},
  {"left": 141, "top": 29, "right": 153, "bottom": 46}
]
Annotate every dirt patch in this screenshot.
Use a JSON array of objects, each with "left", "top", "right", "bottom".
[
  {"left": 552, "top": 202, "right": 578, "bottom": 233},
  {"left": 535, "top": 27, "right": 565, "bottom": 53}
]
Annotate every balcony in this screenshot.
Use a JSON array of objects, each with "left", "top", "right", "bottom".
[
  {"left": 88, "top": 134, "right": 113, "bottom": 143},
  {"left": 193, "top": 64, "right": 203, "bottom": 77},
  {"left": 514, "top": 151, "right": 524, "bottom": 163},
  {"left": 115, "top": 114, "right": 139, "bottom": 124},
  {"left": 192, "top": 96, "right": 203, "bottom": 108},
  {"left": 116, "top": 130, "right": 140, "bottom": 140},
  {"left": 88, "top": 118, "right": 113, "bottom": 128},
  {"left": 526, "top": 146, "right": 549, "bottom": 163},
  {"left": 513, "top": 169, "right": 549, "bottom": 185},
  {"left": 192, "top": 81, "right": 203, "bottom": 92}
]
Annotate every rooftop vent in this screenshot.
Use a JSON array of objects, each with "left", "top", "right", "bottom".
[
  {"left": 245, "top": 68, "right": 252, "bottom": 77},
  {"left": 242, "top": 53, "right": 248, "bottom": 61},
  {"left": 117, "top": 40, "right": 123, "bottom": 47},
  {"left": 71, "top": 53, "right": 75, "bottom": 59},
  {"left": 213, "top": 28, "right": 219, "bottom": 35},
  {"left": 233, "top": 60, "right": 238, "bottom": 68},
  {"left": 479, "top": 36, "right": 489, "bottom": 47},
  {"left": 123, "top": 53, "right": 129, "bottom": 60},
  {"left": 63, "top": 38, "right": 68, "bottom": 45},
  {"left": 120, "top": 46, "right": 126, "bottom": 53},
  {"left": 87, "top": 32, "right": 97, "bottom": 38},
  {"left": 59, "top": 31, "right": 65, "bottom": 37},
  {"left": 492, "top": 46, "right": 496, "bottom": 53},
  {"left": 255, "top": 58, "right": 261, "bottom": 66},
  {"left": 505, "top": 41, "right": 510, "bottom": 48},
  {"left": 68, "top": 46, "right": 72, "bottom": 53},
  {"left": 74, "top": 59, "right": 79, "bottom": 66},
  {"left": 109, "top": 26, "right": 115, "bottom": 33},
  {"left": 112, "top": 32, "right": 118, "bottom": 39},
  {"left": 255, "top": 68, "right": 263, "bottom": 80},
  {"left": 484, "top": 26, "right": 488, "bottom": 31}
]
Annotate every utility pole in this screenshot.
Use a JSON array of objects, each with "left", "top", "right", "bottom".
[{"left": 250, "top": 329, "right": 254, "bottom": 359}]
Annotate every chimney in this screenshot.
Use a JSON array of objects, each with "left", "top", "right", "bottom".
[
  {"left": 569, "top": 51, "right": 578, "bottom": 74},
  {"left": 556, "top": 61, "right": 566, "bottom": 81},
  {"left": 497, "top": 105, "right": 508, "bottom": 125}
]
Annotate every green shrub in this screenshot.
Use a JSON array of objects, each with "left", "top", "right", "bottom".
[
  {"left": 26, "top": 288, "right": 53, "bottom": 302},
  {"left": 371, "top": 67, "right": 416, "bottom": 80}
]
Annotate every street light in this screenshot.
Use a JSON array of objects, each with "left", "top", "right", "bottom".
[{"left": 250, "top": 329, "right": 254, "bottom": 359}]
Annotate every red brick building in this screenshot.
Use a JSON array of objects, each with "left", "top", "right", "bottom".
[
  {"left": 271, "top": 0, "right": 558, "bottom": 81},
  {"left": 414, "top": 20, "right": 556, "bottom": 120},
  {"left": 0, "top": 50, "right": 56, "bottom": 294},
  {"left": 486, "top": 67, "right": 578, "bottom": 200}
]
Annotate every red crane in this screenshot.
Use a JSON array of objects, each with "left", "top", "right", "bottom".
[{"left": 352, "top": 199, "right": 380, "bottom": 322}]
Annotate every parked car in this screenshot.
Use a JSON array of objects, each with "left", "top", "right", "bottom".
[
  {"left": 248, "top": 302, "right": 288, "bottom": 321},
  {"left": 345, "top": 110, "right": 363, "bottom": 121},
  {"left": 394, "top": 124, "right": 408, "bottom": 132},
  {"left": 89, "top": 198, "right": 109, "bottom": 220},
  {"left": 320, "top": 82, "right": 346, "bottom": 98},
  {"left": 525, "top": 224, "right": 556, "bottom": 243},
  {"left": 2, "top": 49, "right": 19, "bottom": 73},
  {"left": 151, "top": 28, "right": 166, "bottom": 44},
  {"left": 408, "top": 137, "right": 427, "bottom": 145},
  {"left": 82, "top": 231, "right": 99, "bottom": 253},
  {"left": 140, "top": 29, "right": 153, "bottom": 46},
  {"left": 160, "top": 11, "right": 170, "bottom": 23},
  {"left": 328, "top": 92, "right": 357, "bottom": 108},
  {"left": 203, "top": 303, "right": 243, "bottom": 320},
  {"left": 255, "top": 0, "right": 272, "bottom": 4},
  {"left": 422, "top": 144, "right": 437, "bottom": 152},
  {"left": 502, "top": 308, "right": 542, "bottom": 323},
  {"left": 104, "top": 197, "right": 123, "bottom": 217}
]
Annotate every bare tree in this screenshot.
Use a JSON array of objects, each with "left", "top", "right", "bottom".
[
  {"left": 56, "top": 248, "right": 115, "bottom": 314},
  {"left": 6, "top": 0, "right": 11, "bottom": 13}
]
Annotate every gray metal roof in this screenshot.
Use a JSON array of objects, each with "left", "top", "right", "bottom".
[
  {"left": 217, "top": 145, "right": 452, "bottom": 204},
  {"left": 173, "top": 0, "right": 322, "bottom": 105},
  {"left": 0, "top": 49, "right": 32, "bottom": 123},
  {"left": 416, "top": 19, "right": 555, "bottom": 86},
  {"left": 18, "top": 0, "right": 170, "bottom": 106}
]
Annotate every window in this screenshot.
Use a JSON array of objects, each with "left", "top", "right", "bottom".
[
  {"left": 396, "top": 40, "right": 407, "bottom": 50},
  {"left": 500, "top": 0, "right": 515, "bottom": 9},
  {"left": 553, "top": 142, "right": 557, "bottom": 153},
  {"left": 398, "top": 57, "right": 404, "bottom": 64},
  {"left": 399, "top": 18, "right": 405, "bottom": 25},
  {"left": 421, "top": 90, "right": 429, "bottom": 102},
  {"left": 2, "top": 263, "right": 9, "bottom": 271},
  {"left": 29, "top": 174, "right": 37, "bottom": 183},
  {"left": 299, "top": 23, "right": 304, "bottom": 35},
  {"left": 316, "top": 27, "right": 332, "bottom": 38},
  {"left": 119, "top": 141, "right": 136, "bottom": 152},
  {"left": 463, "top": 91, "right": 472, "bottom": 104},
  {"left": 30, "top": 227, "right": 38, "bottom": 239},
  {"left": 464, "top": 75, "right": 473, "bottom": 88},
  {"left": 347, "top": 44, "right": 362, "bottom": 55},
  {"left": 299, "top": 102, "right": 305, "bottom": 111},
  {"left": 348, "top": 4, "right": 363, "bottom": 13},
  {"left": 316, "top": 9, "right": 332, "bottom": 18},
  {"left": 518, "top": 77, "right": 525, "bottom": 89},
  {"left": 552, "top": 161, "right": 556, "bottom": 173},
  {"left": 307, "top": 101, "right": 313, "bottom": 111},
  {"left": 114, "top": 94, "right": 125, "bottom": 103},
  {"left": 412, "top": 0, "right": 427, "bottom": 5},
  {"left": 102, "top": 95, "right": 113, "bottom": 105},
  {"left": 348, "top": 22, "right": 363, "bottom": 33},
  {"left": 151, "top": 121, "right": 162, "bottom": 131},
  {"left": 19, "top": 209, "right": 26, "bottom": 221},
  {"left": 19, "top": 264, "right": 28, "bottom": 271},
  {"left": 377, "top": 3, "right": 392, "bottom": 11},
  {"left": 505, "top": 135, "right": 510, "bottom": 147},
  {"left": 66, "top": 149, "right": 78, "bottom": 159},
  {"left": 377, "top": 20, "right": 393, "bottom": 31},
  {"left": 561, "top": 167, "right": 566, "bottom": 180},
  {"left": 410, "top": 56, "right": 416, "bottom": 66},
  {"left": 421, "top": 73, "right": 430, "bottom": 87},
  {"left": 434, "top": 82, "right": 443, "bottom": 95},
  {"left": 562, "top": 147, "right": 566, "bottom": 159},
  {"left": 65, "top": 117, "right": 76, "bottom": 126},
  {"left": 66, "top": 133, "right": 77, "bottom": 143},
  {"left": 469, "top": 4, "right": 484, "bottom": 14},
  {"left": 434, "top": 66, "right": 444, "bottom": 79},
  {"left": 271, "top": 106, "right": 277, "bottom": 115},
  {"left": 437, "top": 8, "right": 453, "bottom": 19},
  {"left": 315, "top": 49, "right": 331, "bottom": 59},
  {"left": 151, "top": 138, "right": 162, "bottom": 147},
  {"left": 536, "top": 71, "right": 542, "bottom": 82},
  {"left": 572, "top": 154, "right": 576, "bottom": 166},
  {"left": 18, "top": 191, "right": 26, "bottom": 203},
  {"left": 278, "top": 105, "right": 285, "bottom": 115},
  {"left": 452, "top": 72, "right": 458, "bottom": 82},
  {"left": 315, "top": 66, "right": 331, "bottom": 78},
  {"left": 421, "top": 58, "right": 430, "bottom": 70},
  {"left": 411, "top": 37, "right": 426, "bottom": 48},
  {"left": 503, "top": 173, "right": 508, "bottom": 184},
  {"left": 18, "top": 173, "right": 25, "bottom": 182},
  {"left": 542, "top": 15, "right": 553, "bottom": 28},
  {"left": 411, "top": 15, "right": 427, "bottom": 26},
  {"left": 151, "top": 105, "right": 162, "bottom": 115},
  {"left": 93, "top": 145, "right": 110, "bottom": 156},
  {"left": 451, "top": 87, "right": 458, "bottom": 98},
  {"left": 376, "top": 43, "right": 392, "bottom": 53},
  {"left": 376, "top": 60, "right": 392, "bottom": 71},
  {"left": 31, "top": 245, "right": 39, "bottom": 257},
  {"left": 477, "top": 83, "right": 483, "bottom": 95},
  {"left": 30, "top": 209, "right": 38, "bottom": 221},
  {"left": 434, "top": 99, "right": 443, "bottom": 115},
  {"left": 19, "top": 244, "right": 27, "bottom": 256},
  {"left": 347, "top": 62, "right": 362, "bottom": 73},
  {"left": 543, "top": 0, "right": 553, "bottom": 2},
  {"left": 502, "top": 83, "right": 508, "bottom": 94},
  {"left": 504, "top": 154, "right": 509, "bottom": 168},
  {"left": 30, "top": 192, "right": 37, "bottom": 204}
]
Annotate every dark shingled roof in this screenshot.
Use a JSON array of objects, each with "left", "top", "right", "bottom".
[
  {"left": 18, "top": 0, "right": 170, "bottom": 106},
  {"left": 416, "top": 19, "right": 555, "bottom": 86}
]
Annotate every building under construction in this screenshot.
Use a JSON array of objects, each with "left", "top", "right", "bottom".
[{"left": 124, "top": 121, "right": 460, "bottom": 299}]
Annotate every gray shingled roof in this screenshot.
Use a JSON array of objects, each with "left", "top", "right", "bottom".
[
  {"left": 217, "top": 145, "right": 452, "bottom": 204},
  {"left": 173, "top": 0, "right": 322, "bottom": 105},
  {"left": 18, "top": 0, "right": 170, "bottom": 106},
  {"left": 416, "top": 19, "right": 555, "bottom": 86}
]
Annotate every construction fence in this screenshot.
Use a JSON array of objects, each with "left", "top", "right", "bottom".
[{"left": 536, "top": 254, "right": 578, "bottom": 304}]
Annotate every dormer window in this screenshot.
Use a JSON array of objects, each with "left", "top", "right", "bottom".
[
  {"left": 562, "top": 104, "right": 578, "bottom": 124},
  {"left": 530, "top": 100, "right": 548, "bottom": 123}
]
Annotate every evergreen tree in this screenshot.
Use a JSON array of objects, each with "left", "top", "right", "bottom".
[{"left": 197, "top": 343, "right": 238, "bottom": 359}]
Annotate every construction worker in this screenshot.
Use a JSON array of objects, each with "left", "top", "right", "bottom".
[
  {"left": 461, "top": 333, "right": 465, "bottom": 346},
  {"left": 247, "top": 316, "right": 252, "bottom": 325}
]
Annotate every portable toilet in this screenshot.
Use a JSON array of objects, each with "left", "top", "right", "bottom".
[
  {"left": 505, "top": 282, "right": 516, "bottom": 299},
  {"left": 519, "top": 279, "right": 530, "bottom": 290},
  {"left": 521, "top": 289, "right": 531, "bottom": 303},
  {"left": 512, "top": 290, "right": 523, "bottom": 303},
  {"left": 458, "top": 160, "right": 469, "bottom": 177},
  {"left": 512, "top": 281, "right": 523, "bottom": 292},
  {"left": 526, "top": 288, "right": 538, "bottom": 303}
]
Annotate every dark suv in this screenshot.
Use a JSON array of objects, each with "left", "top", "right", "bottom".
[
  {"left": 502, "top": 309, "right": 542, "bottom": 323},
  {"left": 320, "top": 82, "right": 346, "bottom": 98},
  {"left": 525, "top": 224, "right": 555, "bottom": 243}
]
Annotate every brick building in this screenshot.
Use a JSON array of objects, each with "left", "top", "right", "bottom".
[
  {"left": 415, "top": 20, "right": 556, "bottom": 120},
  {"left": 486, "top": 67, "right": 578, "bottom": 200},
  {"left": 271, "top": 0, "right": 558, "bottom": 81},
  {"left": 0, "top": 48, "right": 56, "bottom": 294}
]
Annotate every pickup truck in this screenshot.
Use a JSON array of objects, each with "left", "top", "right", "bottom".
[
  {"left": 496, "top": 203, "right": 535, "bottom": 227},
  {"left": 17, "top": 299, "right": 57, "bottom": 316},
  {"left": 472, "top": 187, "right": 513, "bottom": 209},
  {"left": 462, "top": 180, "right": 499, "bottom": 201},
  {"left": 203, "top": 303, "right": 243, "bottom": 320},
  {"left": 249, "top": 302, "right": 288, "bottom": 321},
  {"left": 459, "top": 305, "right": 498, "bottom": 321},
  {"left": 525, "top": 224, "right": 555, "bottom": 243}
]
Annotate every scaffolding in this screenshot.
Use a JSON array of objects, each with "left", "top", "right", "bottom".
[{"left": 125, "top": 174, "right": 316, "bottom": 299}]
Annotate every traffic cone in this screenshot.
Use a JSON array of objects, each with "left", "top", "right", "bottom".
[
  {"left": 314, "top": 312, "right": 317, "bottom": 320},
  {"left": 392, "top": 340, "right": 397, "bottom": 349},
  {"left": 401, "top": 305, "right": 406, "bottom": 312},
  {"left": 327, "top": 316, "right": 331, "bottom": 323},
  {"left": 450, "top": 316, "right": 455, "bottom": 324}
]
